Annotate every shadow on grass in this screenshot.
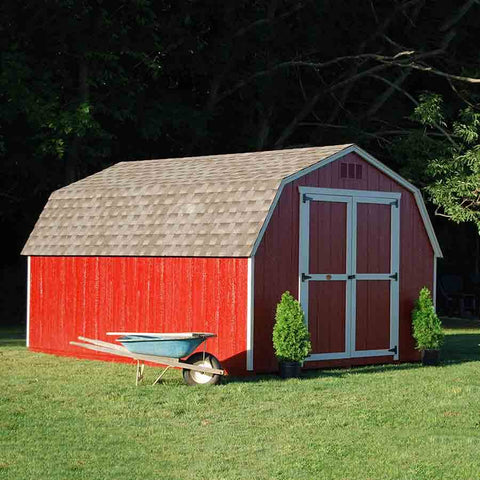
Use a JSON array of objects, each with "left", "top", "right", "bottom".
[
  {"left": 441, "top": 316, "right": 480, "bottom": 329},
  {"left": 226, "top": 361, "right": 425, "bottom": 384},
  {"left": 227, "top": 325, "right": 480, "bottom": 384},
  {"left": 1, "top": 323, "right": 478, "bottom": 384},
  {"left": 442, "top": 332, "right": 480, "bottom": 363}
]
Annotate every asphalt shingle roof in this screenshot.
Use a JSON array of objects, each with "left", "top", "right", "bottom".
[{"left": 22, "top": 144, "right": 352, "bottom": 257}]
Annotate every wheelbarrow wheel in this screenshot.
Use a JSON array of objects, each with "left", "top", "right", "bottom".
[{"left": 182, "top": 352, "right": 222, "bottom": 386}]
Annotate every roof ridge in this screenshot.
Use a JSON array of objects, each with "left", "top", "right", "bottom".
[
  {"left": 51, "top": 178, "right": 282, "bottom": 197},
  {"left": 115, "top": 143, "right": 353, "bottom": 166}
]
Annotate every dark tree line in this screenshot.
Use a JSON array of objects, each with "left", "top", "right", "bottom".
[{"left": 1, "top": 0, "right": 479, "bottom": 325}]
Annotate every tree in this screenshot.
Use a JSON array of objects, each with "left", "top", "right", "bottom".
[
  {"left": 0, "top": 0, "right": 164, "bottom": 185},
  {"left": 409, "top": 93, "right": 480, "bottom": 231},
  {"left": 2, "top": 0, "right": 480, "bottom": 326}
]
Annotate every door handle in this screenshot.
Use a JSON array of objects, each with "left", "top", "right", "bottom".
[{"left": 348, "top": 275, "right": 356, "bottom": 279}]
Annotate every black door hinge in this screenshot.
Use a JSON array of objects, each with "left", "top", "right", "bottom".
[
  {"left": 388, "top": 345, "right": 397, "bottom": 355},
  {"left": 302, "top": 273, "right": 312, "bottom": 282},
  {"left": 303, "top": 194, "right": 313, "bottom": 203},
  {"left": 389, "top": 272, "right": 398, "bottom": 281}
]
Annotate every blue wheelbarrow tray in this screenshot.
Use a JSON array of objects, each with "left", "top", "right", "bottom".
[{"left": 116, "top": 334, "right": 207, "bottom": 358}]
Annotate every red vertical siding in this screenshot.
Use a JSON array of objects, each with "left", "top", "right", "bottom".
[
  {"left": 29, "top": 256, "right": 248, "bottom": 375},
  {"left": 254, "top": 152, "right": 433, "bottom": 372}
]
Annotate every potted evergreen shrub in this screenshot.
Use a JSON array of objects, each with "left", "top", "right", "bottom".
[
  {"left": 272, "top": 291, "right": 312, "bottom": 378},
  {"left": 412, "top": 287, "right": 445, "bottom": 366}
]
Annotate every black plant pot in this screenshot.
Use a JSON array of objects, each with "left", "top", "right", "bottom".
[
  {"left": 421, "top": 349, "right": 440, "bottom": 366},
  {"left": 279, "top": 361, "right": 301, "bottom": 379}
]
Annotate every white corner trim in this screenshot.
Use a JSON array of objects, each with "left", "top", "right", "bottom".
[
  {"left": 246, "top": 257, "right": 254, "bottom": 371},
  {"left": 251, "top": 144, "right": 442, "bottom": 258},
  {"left": 433, "top": 256, "right": 437, "bottom": 310},
  {"left": 26, "top": 256, "right": 31, "bottom": 348}
]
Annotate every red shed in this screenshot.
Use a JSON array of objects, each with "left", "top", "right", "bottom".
[{"left": 22, "top": 144, "right": 442, "bottom": 375}]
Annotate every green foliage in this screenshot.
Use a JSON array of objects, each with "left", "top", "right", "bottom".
[
  {"left": 0, "top": 0, "right": 164, "bottom": 181},
  {"left": 400, "top": 91, "right": 480, "bottom": 231},
  {"left": 427, "top": 146, "right": 480, "bottom": 227},
  {"left": 454, "top": 108, "right": 480, "bottom": 144},
  {"left": 412, "top": 287, "right": 445, "bottom": 350},
  {"left": 272, "top": 291, "right": 311, "bottom": 363},
  {"left": 412, "top": 93, "right": 446, "bottom": 128},
  {"left": 426, "top": 106, "right": 480, "bottom": 229}
]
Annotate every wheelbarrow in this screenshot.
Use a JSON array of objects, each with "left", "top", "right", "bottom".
[{"left": 70, "top": 332, "right": 224, "bottom": 386}]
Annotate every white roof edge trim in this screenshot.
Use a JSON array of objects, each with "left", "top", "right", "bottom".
[{"left": 251, "top": 144, "right": 443, "bottom": 258}]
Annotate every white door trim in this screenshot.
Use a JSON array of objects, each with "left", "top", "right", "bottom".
[
  {"left": 390, "top": 198, "right": 400, "bottom": 360},
  {"left": 298, "top": 187, "right": 400, "bottom": 362},
  {"left": 299, "top": 186, "right": 401, "bottom": 200}
]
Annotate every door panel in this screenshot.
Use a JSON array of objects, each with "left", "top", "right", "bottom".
[
  {"left": 355, "top": 281, "right": 391, "bottom": 351},
  {"left": 308, "top": 281, "right": 346, "bottom": 354},
  {"left": 309, "top": 201, "right": 347, "bottom": 274},
  {"left": 299, "top": 188, "right": 400, "bottom": 362},
  {"left": 356, "top": 203, "right": 391, "bottom": 274}
]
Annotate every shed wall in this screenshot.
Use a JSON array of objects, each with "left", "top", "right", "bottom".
[
  {"left": 29, "top": 256, "right": 248, "bottom": 374},
  {"left": 253, "top": 152, "right": 433, "bottom": 372}
]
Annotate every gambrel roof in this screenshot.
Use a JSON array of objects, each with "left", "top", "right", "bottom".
[{"left": 22, "top": 144, "right": 442, "bottom": 257}]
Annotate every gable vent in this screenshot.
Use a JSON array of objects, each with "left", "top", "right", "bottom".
[
  {"left": 340, "top": 163, "right": 362, "bottom": 179},
  {"left": 355, "top": 164, "right": 362, "bottom": 179}
]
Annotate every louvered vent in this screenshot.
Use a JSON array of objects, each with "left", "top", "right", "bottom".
[
  {"left": 340, "top": 163, "right": 362, "bottom": 179},
  {"left": 355, "top": 164, "right": 362, "bottom": 179}
]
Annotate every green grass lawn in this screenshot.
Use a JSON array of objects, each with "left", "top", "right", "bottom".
[{"left": 1, "top": 321, "right": 480, "bottom": 480}]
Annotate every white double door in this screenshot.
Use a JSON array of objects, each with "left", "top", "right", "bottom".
[{"left": 298, "top": 187, "right": 400, "bottom": 361}]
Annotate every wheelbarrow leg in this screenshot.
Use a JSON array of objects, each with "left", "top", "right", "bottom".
[
  {"left": 136, "top": 361, "right": 145, "bottom": 386},
  {"left": 152, "top": 366, "right": 171, "bottom": 385}
]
